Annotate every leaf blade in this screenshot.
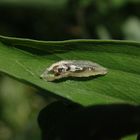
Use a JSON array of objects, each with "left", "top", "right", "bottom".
[{"left": 0, "top": 35, "right": 140, "bottom": 106}]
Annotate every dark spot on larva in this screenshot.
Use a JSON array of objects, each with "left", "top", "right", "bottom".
[
  {"left": 58, "top": 68, "right": 64, "bottom": 73},
  {"left": 66, "top": 66, "right": 70, "bottom": 71}
]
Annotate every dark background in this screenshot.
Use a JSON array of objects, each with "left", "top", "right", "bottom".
[{"left": 0, "top": 0, "right": 140, "bottom": 140}]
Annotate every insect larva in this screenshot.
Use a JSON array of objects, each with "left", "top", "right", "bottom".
[{"left": 40, "top": 60, "right": 108, "bottom": 81}]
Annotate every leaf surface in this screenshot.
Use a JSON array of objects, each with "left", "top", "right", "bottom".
[{"left": 0, "top": 35, "right": 140, "bottom": 106}]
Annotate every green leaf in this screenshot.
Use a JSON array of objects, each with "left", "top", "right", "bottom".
[
  {"left": 0, "top": 35, "right": 140, "bottom": 106},
  {"left": 122, "top": 134, "right": 137, "bottom": 140}
]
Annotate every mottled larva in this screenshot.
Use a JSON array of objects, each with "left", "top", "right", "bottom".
[{"left": 40, "top": 60, "right": 108, "bottom": 81}]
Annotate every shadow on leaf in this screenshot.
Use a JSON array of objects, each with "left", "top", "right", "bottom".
[{"left": 38, "top": 101, "right": 140, "bottom": 140}]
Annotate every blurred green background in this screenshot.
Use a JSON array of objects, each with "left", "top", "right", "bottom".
[{"left": 0, "top": 0, "right": 140, "bottom": 140}]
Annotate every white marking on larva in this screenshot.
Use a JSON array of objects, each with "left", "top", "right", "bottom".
[
  {"left": 40, "top": 60, "right": 108, "bottom": 81},
  {"left": 69, "top": 65, "right": 83, "bottom": 72},
  {"left": 88, "top": 68, "right": 92, "bottom": 71}
]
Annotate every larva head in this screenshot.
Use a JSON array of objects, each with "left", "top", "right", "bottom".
[{"left": 40, "top": 61, "right": 72, "bottom": 81}]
